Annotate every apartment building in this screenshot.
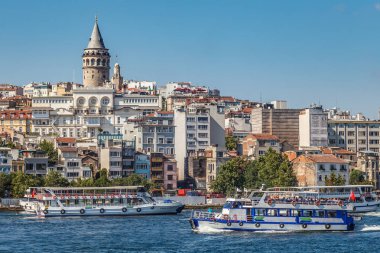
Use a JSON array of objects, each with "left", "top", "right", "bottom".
[
  {"left": 299, "top": 106, "right": 328, "bottom": 147},
  {"left": 241, "top": 134, "right": 280, "bottom": 159},
  {"left": 327, "top": 120, "right": 380, "bottom": 152},
  {"left": 251, "top": 106, "right": 301, "bottom": 148}
]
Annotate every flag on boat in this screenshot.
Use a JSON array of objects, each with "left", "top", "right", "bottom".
[
  {"left": 31, "top": 189, "right": 36, "bottom": 198},
  {"left": 349, "top": 190, "right": 356, "bottom": 202}
]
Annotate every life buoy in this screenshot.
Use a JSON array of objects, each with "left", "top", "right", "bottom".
[
  {"left": 338, "top": 200, "right": 344, "bottom": 207},
  {"left": 43, "top": 209, "right": 48, "bottom": 215},
  {"left": 255, "top": 223, "right": 260, "bottom": 228},
  {"left": 100, "top": 208, "right": 105, "bottom": 214},
  {"left": 279, "top": 223, "right": 285, "bottom": 228},
  {"left": 325, "top": 224, "right": 331, "bottom": 229},
  {"left": 239, "top": 221, "right": 244, "bottom": 226},
  {"left": 302, "top": 224, "right": 307, "bottom": 229},
  {"left": 268, "top": 199, "right": 273, "bottom": 205},
  {"left": 223, "top": 214, "right": 229, "bottom": 220},
  {"left": 80, "top": 209, "right": 85, "bottom": 214},
  {"left": 137, "top": 208, "right": 142, "bottom": 213},
  {"left": 122, "top": 207, "right": 127, "bottom": 213},
  {"left": 60, "top": 209, "right": 65, "bottom": 215},
  {"left": 315, "top": 200, "right": 321, "bottom": 206},
  {"left": 226, "top": 222, "right": 232, "bottom": 226}
]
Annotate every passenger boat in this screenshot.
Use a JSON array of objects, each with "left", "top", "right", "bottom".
[
  {"left": 24, "top": 186, "right": 185, "bottom": 217},
  {"left": 189, "top": 189, "right": 355, "bottom": 232},
  {"left": 267, "top": 185, "right": 380, "bottom": 213}
]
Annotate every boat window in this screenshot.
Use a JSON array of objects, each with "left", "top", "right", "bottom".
[
  {"left": 291, "top": 210, "right": 301, "bottom": 216},
  {"left": 302, "top": 210, "right": 313, "bottom": 217},
  {"left": 316, "top": 210, "right": 325, "bottom": 217},
  {"left": 267, "top": 209, "right": 277, "bottom": 216},
  {"left": 254, "top": 208, "right": 265, "bottom": 216},
  {"left": 327, "top": 211, "right": 337, "bottom": 218},
  {"left": 223, "top": 202, "right": 232, "bottom": 209},
  {"left": 279, "top": 209, "right": 288, "bottom": 217}
]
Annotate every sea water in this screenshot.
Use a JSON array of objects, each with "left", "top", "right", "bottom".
[{"left": 0, "top": 210, "right": 379, "bottom": 253}]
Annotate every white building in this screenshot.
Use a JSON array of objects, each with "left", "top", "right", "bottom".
[{"left": 299, "top": 106, "right": 328, "bottom": 148}]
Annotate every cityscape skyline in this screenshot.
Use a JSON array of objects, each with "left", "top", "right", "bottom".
[{"left": 2, "top": 1, "right": 380, "bottom": 117}]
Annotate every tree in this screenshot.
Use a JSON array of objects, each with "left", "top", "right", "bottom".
[
  {"left": 45, "top": 171, "right": 69, "bottom": 187},
  {"left": 325, "top": 173, "right": 346, "bottom": 186},
  {"left": 94, "top": 168, "right": 111, "bottom": 187},
  {"left": 211, "top": 157, "right": 248, "bottom": 195},
  {"left": 39, "top": 140, "right": 58, "bottom": 164},
  {"left": 349, "top": 170, "right": 371, "bottom": 185},
  {"left": 112, "top": 174, "right": 156, "bottom": 191},
  {"left": 225, "top": 136, "right": 238, "bottom": 151},
  {"left": 248, "top": 148, "right": 296, "bottom": 188},
  {"left": 0, "top": 173, "right": 12, "bottom": 198},
  {"left": 11, "top": 171, "right": 44, "bottom": 198}
]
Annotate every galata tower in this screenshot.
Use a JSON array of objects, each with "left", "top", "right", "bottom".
[{"left": 82, "top": 17, "right": 110, "bottom": 87}]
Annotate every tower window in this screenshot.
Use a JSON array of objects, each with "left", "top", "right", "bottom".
[
  {"left": 91, "top": 59, "right": 95, "bottom": 66},
  {"left": 97, "top": 59, "right": 101, "bottom": 66}
]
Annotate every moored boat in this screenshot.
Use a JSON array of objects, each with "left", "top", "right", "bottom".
[
  {"left": 24, "top": 186, "right": 184, "bottom": 217},
  {"left": 189, "top": 189, "right": 355, "bottom": 232}
]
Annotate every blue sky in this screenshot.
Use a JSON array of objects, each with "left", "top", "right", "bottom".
[{"left": 1, "top": 0, "right": 380, "bottom": 118}]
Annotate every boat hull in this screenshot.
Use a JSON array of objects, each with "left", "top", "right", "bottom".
[
  {"left": 38, "top": 204, "right": 185, "bottom": 217},
  {"left": 190, "top": 218, "right": 354, "bottom": 232}
]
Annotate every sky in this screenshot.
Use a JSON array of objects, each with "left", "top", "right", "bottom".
[{"left": 1, "top": 0, "right": 380, "bottom": 118}]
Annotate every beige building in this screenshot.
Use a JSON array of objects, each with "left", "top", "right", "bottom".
[
  {"left": 356, "top": 151, "right": 380, "bottom": 189},
  {"left": 251, "top": 107, "right": 301, "bottom": 148},
  {"left": 299, "top": 106, "right": 328, "bottom": 148},
  {"left": 292, "top": 154, "right": 349, "bottom": 186},
  {"left": 328, "top": 120, "right": 380, "bottom": 153},
  {"left": 241, "top": 134, "right": 280, "bottom": 159}
]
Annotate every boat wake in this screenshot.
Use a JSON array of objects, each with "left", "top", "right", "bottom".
[
  {"left": 358, "top": 225, "right": 380, "bottom": 232},
  {"left": 362, "top": 212, "right": 380, "bottom": 217}
]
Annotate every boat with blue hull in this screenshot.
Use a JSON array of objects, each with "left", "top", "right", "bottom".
[{"left": 190, "top": 190, "right": 355, "bottom": 232}]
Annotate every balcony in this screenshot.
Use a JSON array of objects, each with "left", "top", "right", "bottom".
[{"left": 151, "top": 167, "right": 163, "bottom": 172}]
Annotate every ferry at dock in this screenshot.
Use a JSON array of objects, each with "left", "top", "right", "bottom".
[
  {"left": 267, "top": 185, "right": 380, "bottom": 213},
  {"left": 189, "top": 189, "right": 355, "bottom": 232},
  {"left": 23, "top": 186, "right": 185, "bottom": 217}
]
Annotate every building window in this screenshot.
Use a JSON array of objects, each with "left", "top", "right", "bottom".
[{"left": 167, "top": 175, "right": 173, "bottom": 180}]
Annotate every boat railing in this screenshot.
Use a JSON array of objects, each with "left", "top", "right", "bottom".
[
  {"left": 263, "top": 198, "right": 351, "bottom": 206},
  {"left": 192, "top": 211, "right": 216, "bottom": 220}
]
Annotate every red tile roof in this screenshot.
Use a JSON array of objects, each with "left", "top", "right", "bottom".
[
  {"left": 56, "top": 137, "right": 76, "bottom": 143},
  {"left": 296, "top": 154, "right": 348, "bottom": 164}
]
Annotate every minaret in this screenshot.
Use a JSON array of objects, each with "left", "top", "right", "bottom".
[
  {"left": 82, "top": 17, "right": 110, "bottom": 87},
  {"left": 111, "top": 63, "right": 123, "bottom": 91}
]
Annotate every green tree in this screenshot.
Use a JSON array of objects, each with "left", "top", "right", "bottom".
[
  {"left": 325, "top": 173, "right": 346, "bottom": 186},
  {"left": 349, "top": 170, "right": 371, "bottom": 185},
  {"left": 0, "top": 173, "right": 12, "bottom": 197},
  {"left": 225, "top": 136, "right": 238, "bottom": 151},
  {"left": 94, "top": 168, "right": 111, "bottom": 187},
  {"left": 11, "top": 171, "right": 44, "bottom": 198},
  {"left": 39, "top": 140, "right": 58, "bottom": 164},
  {"left": 44, "top": 171, "right": 69, "bottom": 187},
  {"left": 250, "top": 148, "right": 296, "bottom": 188},
  {"left": 211, "top": 157, "right": 248, "bottom": 195}
]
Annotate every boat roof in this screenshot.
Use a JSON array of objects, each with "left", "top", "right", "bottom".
[
  {"left": 28, "top": 186, "right": 145, "bottom": 191},
  {"left": 268, "top": 185, "right": 373, "bottom": 190}
]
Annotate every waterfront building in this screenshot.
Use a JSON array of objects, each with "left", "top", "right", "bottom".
[
  {"left": 0, "top": 84, "right": 23, "bottom": 98},
  {"left": 163, "top": 156, "right": 177, "bottom": 193},
  {"left": 327, "top": 120, "right": 380, "bottom": 153},
  {"left": 174, "top": 103, "right": 225, "bottom": 181},
  {"left": 135, "top": 111, "right": 175, "bottom": 155},
  {"left": 356, "top": 151, "right": 380, "bottom": 189},
  {"left": 225, "top": 108, "right": 252, "bottom": 140},
  {"left": 241, "top": 134, "right": 280, "bottom": 159},
  {"left": 251, "top": 105, "right": 301, "bottom": 148},
  {"left": 299, "top": 106, "right": 328, "bottom": 148},
  {"left": 205, "top": 145, "right": 230, "bottom": 191},
  {"left": 0, "top": 147, "right": 12, "bottom": 174},
  {"left": 150, "top": 152, "right": 164, "bottom": 191},
  {"left": 134, "top": 151, "right": 151, "bottom": 179},
  {"left": 21, "top": 150, "right": 48, "bottom": 177},
  {"left": 99, "top": 139, "right": 123, "bottom": 178},
  {"left": 123, "top": 80, "right": 156, "bottom": 95},
  {"left": 292, "top": 154, "right": 349, "bottom": 186}
]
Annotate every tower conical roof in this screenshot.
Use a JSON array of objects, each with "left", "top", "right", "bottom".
[{"left": 87, "top": 17, "right": 105, "bottom": 49}]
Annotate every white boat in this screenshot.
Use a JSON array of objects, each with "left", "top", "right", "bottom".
[
  {"left": 190, "top": 189, "right": 355, "bottom": 232},
  {"left": 24, "top": 186, "right": 185, "bottom": 217},
  {"left": 267, "top": 185, "right": 380, "bottom": 213}
]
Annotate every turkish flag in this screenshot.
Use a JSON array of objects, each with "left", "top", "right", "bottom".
[
  {"left": 31, "top": 189, "right": 36, "bottom": 198},
  {"left": 349, "top": 190, "right": 356, "bottom": 202}
]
